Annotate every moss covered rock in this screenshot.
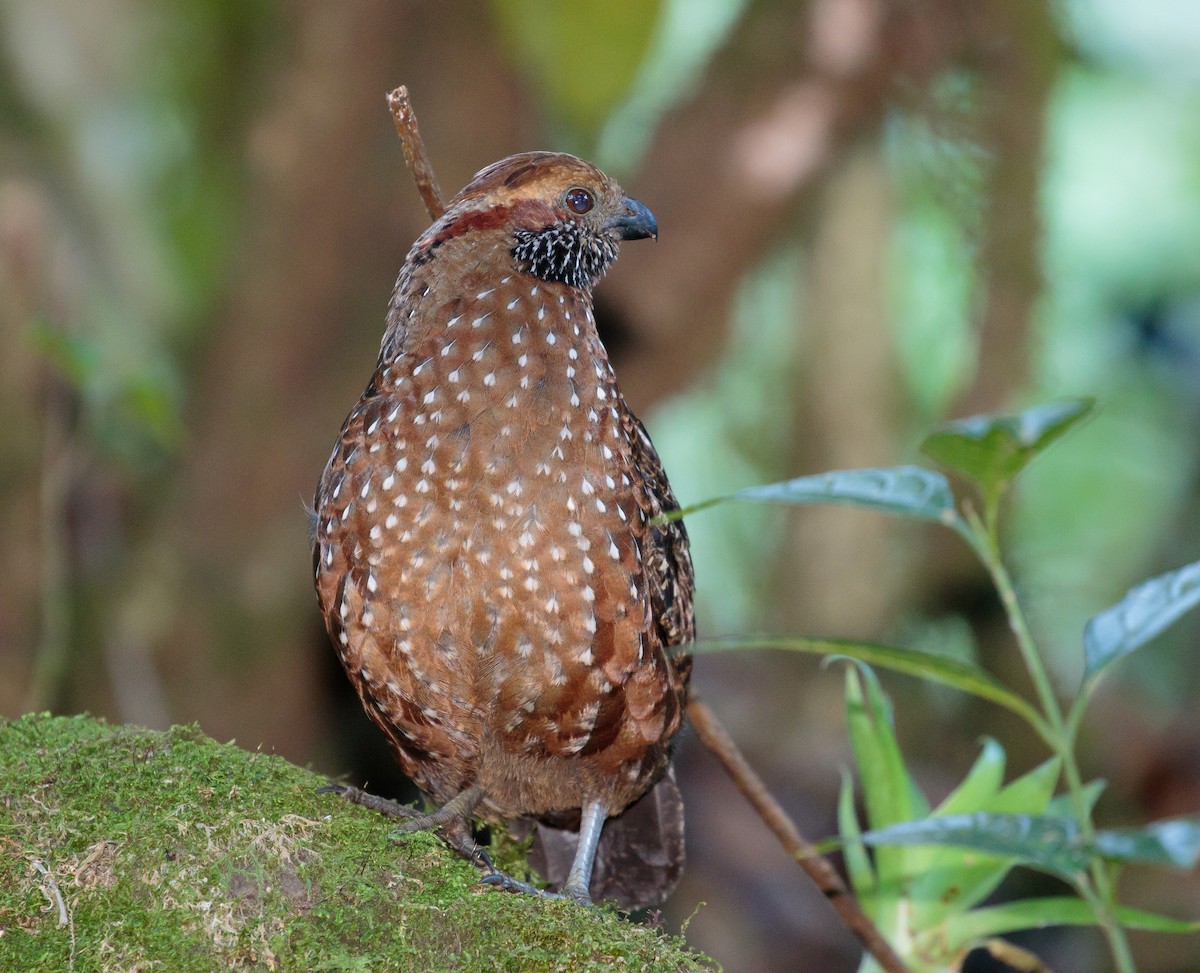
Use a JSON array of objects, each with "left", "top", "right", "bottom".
[{"left": 0, "top": 713, "right": 713, "bottom": 972}]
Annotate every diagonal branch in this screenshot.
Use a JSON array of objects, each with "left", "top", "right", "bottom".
[
  {"left": 387, "top": 86, "right": 445, "bottom": 221},
  {"left": 686, "top": 697, "right": 913, "bottom": 973}
]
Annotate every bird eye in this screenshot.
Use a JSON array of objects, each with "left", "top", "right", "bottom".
[{"left": 565, "top": 187, "right": 594, "bottom": 215}]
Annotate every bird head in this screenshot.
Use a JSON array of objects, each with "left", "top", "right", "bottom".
[{"left": 415, "top": 152, "right": 657, "bottom": 291}]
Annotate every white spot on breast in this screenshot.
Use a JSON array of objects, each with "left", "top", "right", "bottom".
[
  {"left": 359, "top": 480, "right": 371, "bottom": 499},
  {"left": 447, "top": 315, "right": 462, "bottom": 327},
  {"left": 382, "top": 473, "right": 395, "bottom": 491},
  {"left": 484, "top": 372, "right": 496, "bottom": 386},
  {"left": 387, "top": 404, "right": 401, "bottom": 422},
  {"left": 530, "top": 286, "right": 539, "bottom": 297},
  {"left": 416, "top": 479, "right": 430, "bottom": 493},
  {"left": 472, "top": 347, "right": 488, "bottom": 362},
  {"left": 441, "top": 341, "right": 456, "bottom": 357},
  {"left": 511, "top": 330, "right": 523, "bottom": 344},
  {"left": 596, "top": 387, "right": 606, "bottom": 400},
  {"left": 519, "top": 531, "right": 534, "bottom": 547},
  {"left": 506, "top": 298, "right": 519, "bottom": 310},
  {"left": 570, "top": 393, "right": 580, "bottom": 406},
  {"left": 545, "top": 331, "right": 556, "bottom": 345},
  {"left": 609, "top": 539, "right": 620, "bottom": 560},
  {"left": 394, "top": 457, "right": 408, "bottom": 472},
  {"left": 457, "top": 390, "right": 470, "bottom": 403},
  {"left": 422, "top": 390, "right": 437, "bottom": 405},
  {"left": 545, "top": 596, "right": 559, "bottom": 612},
  {"left": 582, "top": 584, "right": 595, "bottom": 602},
  {"left": 472, "top": 313, "right": 491, "bottom": 328},
  {"left": 595, "top": 498, "right": 607, "bottom": 513},
  {"left": 385, "top": 513, "right": 398, "bottom": 530}
]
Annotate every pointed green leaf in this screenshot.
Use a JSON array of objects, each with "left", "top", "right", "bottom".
[
  {"left": 939, "top": 897, "right": 1200, "bottom": 956},
  {"left": 681, "top": 635, "right": 1044, "bottom": 733},
  {"left": 933, "top": 738, "right": 1006, "bottom": 817},
  {"left": 990, "top": 757, "right": 1062, "bottom": 814},
  {"left": 845, "top": 665, "right": 924, "bottom": 831},
  {"left": 911, "top": 750, "right": 1062, "bottom": 927},
  {"left": 1046, "top": 779, "right": 1106, "bottom": 819},
  {"left": 861, "top": 813, "right": 1095, "bottom": 881},
  {"left": 731, "top": 466, "right": 960, "bottom": 526},
  {"left": 1083, "top": 559, "right": 1200, "bottom": 685},
  {"left": 844, "top": 665, "right": 925, "bottom": 896},
  {"left": 1092, "top": 817, "right": 1200, "bottom": 869},
  {"left": 863, "top": 812, "right": 1200, "bottom": 882},
  {"left": 838, "top": 769, "right": 876, "bottom": 903},
  {"left": 920, "top": 399, "right": 1094, "bottom": 506}
]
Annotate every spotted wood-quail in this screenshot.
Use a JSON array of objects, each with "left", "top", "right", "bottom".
[{"left": 313, "top": 152, "right": 694, "bottom": 907}]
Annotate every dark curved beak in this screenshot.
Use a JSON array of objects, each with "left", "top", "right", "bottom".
[{"left": 607, "top": 196, "right": 658, "bottom": 241}]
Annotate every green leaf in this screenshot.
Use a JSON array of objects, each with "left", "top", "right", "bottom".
[
  {"left": 838, "top": 769, "right": 876, "bottom": 903},
  {"left": 1083, "top": 559, "right": 1200, "bottom": 685},
  {"left": 861, "top": 813, "right": 1095, "bottom": 881},
  {"left": 934, "top": 739, "right": 1006, "bottom": 818},
  {"left": 920, "top": 399, "right": 1094, "bottom": 509},
  {"left": 844, "top": 664, "right": 927, "bottom": 902},
  {"left": 910, "top": 749, "right": 1061, "bottom": 927},
  {"left": 1046, "top": 779, "right": 1106, "bottom": 819},
  {"left": 681, "top": 635, "right": 1044, "bottom": 732},
  {"left": 862, "top": 812, "right": 1200, "bottom": 883},
  {"left": 938, "top": 897, "right": 1200, "bottom": 956},
  {"left": 729, "top": 466, "right": 960, "bottom": 526},
  {"left": 1092, "top": 817, "right": 1200, "bottom": 870}
]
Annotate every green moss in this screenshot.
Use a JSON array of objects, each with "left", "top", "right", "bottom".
[{"left": 0, "top": 713, "right": 715, "bottom": 972}]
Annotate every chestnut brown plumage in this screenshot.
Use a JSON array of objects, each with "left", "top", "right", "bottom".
[{"left": 313, "top": 152, "right": 693, "bottom": 907}]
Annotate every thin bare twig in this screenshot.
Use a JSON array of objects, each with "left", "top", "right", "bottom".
[
  {"left": 686, "top": 697, "right": 913, "bottom": 973},
  {"left": 382, "top": 81, "right": 911, "bottom": 973},
  {"left": 387, "top": 86, "right": 445, "bottom": 221}
]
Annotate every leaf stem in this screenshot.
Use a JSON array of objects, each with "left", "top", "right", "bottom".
[{"left": 958, "top": 508, "right": 1137, "bottom": 973}]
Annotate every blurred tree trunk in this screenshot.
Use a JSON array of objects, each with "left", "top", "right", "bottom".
[
  {"left": 958, "top": 0, "right": 1059, "bottom": 416},
  {"left": 108, "top": 0, "right": 527, "bottom": 759},
  {"left": 773, "top": 140, "right": 912, "bottom": 638}
]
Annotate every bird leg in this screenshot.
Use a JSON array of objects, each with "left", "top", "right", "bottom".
[
  {"left": 478, "top": 798, "right": 608, "bottom": 905},
  {"left": 560, "top": 798, "right": 607, "bottom": 904}
]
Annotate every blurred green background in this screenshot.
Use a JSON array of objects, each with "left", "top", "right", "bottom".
[{"left": 2, "top": 1, "right": 1198, "bottom": 970}]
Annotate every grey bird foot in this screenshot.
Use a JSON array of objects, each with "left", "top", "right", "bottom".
[{"left": 478, "top": 871, "right": 592, "bottom": 906}]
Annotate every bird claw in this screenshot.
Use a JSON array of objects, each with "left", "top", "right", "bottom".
[{"left": 477, "top": 871, "right": 592, "bottom": 906}]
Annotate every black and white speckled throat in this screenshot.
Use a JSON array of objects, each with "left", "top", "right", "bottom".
[{"left": 512, "top": 223, "right": 619, "bottom": 291}]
